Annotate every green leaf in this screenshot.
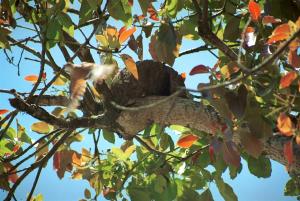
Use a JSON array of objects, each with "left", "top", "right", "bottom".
[
  {"left": 0, "top": 139, "right": 13, "bottom": 156},
  {"left": 103, "top": 129, "right": 115, "bottom": 144},
  {"left": 128, "top": 186, "right": 151, "bottom": 201},
  {"left": 0, "top": 27, "right": 11, "bottom": 49},
  {"left": 154, "top": 175, "right": 167, "bottom": 193},
  {"left": 223, "top": 16, "right": 241, "bottom": 42},
  {"left": 137, "top": 0, "right": 150, "bottom": 15},
  {"left": 58, "top": 13, "right": 74, "bottom": 37},
  {"left": 179, "top": 16, "right": 199, "bottom": 40},
  {"left": 166, "top": 0, "right": 178, "bottom": 17},
  {"left": 215, "top": 176, "right": 238, "bottom": 201},
  {"left": 284, "top": 177, "right": 300, "bottom": 196},
  {"left": 178, "top": 187, "right": 204, "bottom": 201},
  {"left": 31, "top": 122, "right": 53, "bottom": 134},
  {"left": 108, "top": 0, "right": 132, "bottom": 26},
  {"left": 169, "top": 125, "right": 190, "bottom": 133},
  {"left": 247, "top": 155, "right": 272, "bottom": 178},
  {"left": 46, "top": 18, "right": 62, "bottom": 49},
  {"left": 2, "top": 127, "right": 16, "bottom": 140},
  {"left": 198, "top": 189, "right": 214, "bottom": 201},
  {"left": 79, "top": 0, "right": 94, "bottom": 25}
]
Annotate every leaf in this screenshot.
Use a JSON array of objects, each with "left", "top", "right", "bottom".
[
  {"left": 103, "top": 129, "right": 115, "bottom": 144},
  {"left": 149, "top": 23, "right": 182, "bottom": 65},
  {"left": 166, "top": 0, "right": 179, "bottom": 18},
  {"left": 137, "top": 0, "right": 150, "bottom": 16},
  {"left": 288, "top": 46, "right": 300, "bottom": 68},
  {"left": 283, "top": 140, "right": 294, "bottom": 166},
  {"left": 119, "top": 26, "right": 137, "bottom": 44},
  {"left": 0, "top": 109, "right": 9, "bottom": 115},
  {"left": 277, "top": 113, "right": 294, "bottom": 136},
  {"left": 296, "top": 135, "right": 300, "bottom": 146},
  {"left": 53, "top": 75, "right": 67, "bottom": 86},
  {"left": 147, "top": 4, "right": 159, "bottom": 21},
  {"left": 17, "top": 121, "right": 31, "bottom": 144},
  {"left": 239, "top": 128, "right": 263, "bottom": 158},
  {"left": 222, "top": 141, "right": 240, "bottom": 168},
  {"left": 280, "top": 71, "right": 298, "bottom": 88},
  {"left": 284, "top": 178, "right": 300, "bottom": 196},
  {"left": 248, "top": 0, "right": 261, "bottom": 21},
  {"left": 31, "top": 121, "right": 53, "bottom": 134},
  {"left": 120, "top": 54, "right": 139, "bottom": 80},
  {"left": 262, "top": 16, "right": 281, "bottom": 25},
  {"left": 24, "top": 73, "right": 46, "bottom": 83},
  {"left": 220, "top": 62, "right": 239, "bottom": 79},
  {"left": 215, "top": 176, "right": 238, "bottom": 201},
  {"left": 225, "top": 84, "right": 248, "bottom": 118},
  {"left": 198, "top": 189, "right": 214, "bottom": 201},
  {"left": 107, "top": 0, "right": 132, "bottom": 26},
  {"left": 247, "top": 155, "right": 272, "bottom": 178},
  {"left": 84, "top": 188, "right": 91, "bottom": 199},
  {"left": 177, "top": 134, "right": 198, "bottom": 148},
  {"left": 189, "top": 65, "right": 210, "bottom": 75},
  {"left": 267, "top": 23, "right": 291, "bottom": 44},
  {"left": 224, "top": 16, "right": 241, "bottom": 42}
]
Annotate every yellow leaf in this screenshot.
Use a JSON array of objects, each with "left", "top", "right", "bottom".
[
  {"left": 31, "top": 121, "right": 53, "bottom": 134},
  {"left": 53, "top": 75, "right": 67, "bottom": 86},
  {"left": 120, "top": 54, "right": 139, "bottom": 80}
]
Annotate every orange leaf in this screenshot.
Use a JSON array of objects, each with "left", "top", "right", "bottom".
[
  {"left": 280, "top": 71, "right": 298, "bottom": 89},
  {"left": 277, "top": 113, "right": 294, "bottom": 136},
  {"left": 180, "top": 72, "right": 186, "bottom": 80},
  {"left": 118, "top": 26, "right": 127, "bottom": 37},
  {"left": 24, "top": 73, "right": 46, "bottom": 83},
  {"left": 283, "top": 141, "right": 294, "bottom": 166},
  {"left": 262, "top": 16, "right": 281, "bottom": 25},
  {"left": 119, "top": 27, "right": 137, "bottom": 44},
  {"left": 128, "top": 0, "right": 133, "bottom": 6},
  {"left": 0, "top": 109, "right": 9, "bottom": 115},
  {"left": 267, "top": 23, "right": 291, "bottom": 44},
  {"left": 296, "top": 135, "right": 300, "bottom": 145},
  {"left": 53, "top": 151, "right": 61, "bottom": 170},
  {"left": 120, "top": 54, "right": 139, "bottom": 80},
  {"left": 189, "top": 65, "right": 210, "bottom": 75},
  {"left": 177, "top": 134, "right": 198, "bottom": 148},
  {"left": 248, "top": 1, "right": 261, "bottom": 21}
]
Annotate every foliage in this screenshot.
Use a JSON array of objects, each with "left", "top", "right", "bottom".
[{"left": 0, "top": 0, "right": 300, "bottom": 200}]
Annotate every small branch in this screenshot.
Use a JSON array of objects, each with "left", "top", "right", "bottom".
[
  {"left": 238, "top": 17, "right": 252, "bottom": 64},
  {"left": 26, "top": 164, "right": 43, "bottom": 201}
]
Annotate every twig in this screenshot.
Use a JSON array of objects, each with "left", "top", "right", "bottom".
[
  {"left": 179, "top": 44, "right": 239, "bottom": 57},
  {"left": 238, "top": 17, "right": 252, "bottom": 64},
  {"left": 26, "top": 164, "right": 43, "bottom": 201}
]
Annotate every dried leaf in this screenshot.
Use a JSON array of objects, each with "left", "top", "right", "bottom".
[
  {"left": 189, "top": 64, "right": 210, "bottom": 75},
  {"left": 120, "top": 54, "right": 139, "bottom": 80},
  {"left": 288, "top": 48, "right": 300, "bottom": 68},
  {"left": 177, "top": 134, "right": 198, "bottom": 148},
  {"left": 248, "top": 0, "right": 261, "bottom": 21},
  {"left": 277, "top": 113, "right": 294, "bottom": 136},
  {"left": 280, "top": 71, "right": 297, "bottom": 89}
]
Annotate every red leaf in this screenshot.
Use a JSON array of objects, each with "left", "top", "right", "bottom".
[
  {"left": 0, "top": 109, "right": 9, "bottom": 115},
  {"left": 177, "top": 134, "right": 199, "bottom": 148},
  {"left": 53, "top": 151, "right": 61, "bottom": 171},
  {"left": 189, "top": 65, "right": 210, "bottom": 75},
  {"left": 280, "top": 71, "right": 298, "bottom": 89},
  {"left": 248, "top": 1, "right": 261, "bottom": 21},
  {"left": 262, "top": 16, "right": 281, "bottom": 25},
  {"left": 267, "top": 23, "right": 291, "bottom": 44},
  {"left": 222, "top": 141, "right": 241, "bottom": 168},
  {"left": 277, "top": 113, "right": 294, "bottom": 136},
  {"left": 118, "top": 26, "right": 127, "bottom": 37},
  {"left": 119, "top": 27, "right": 137, "bottom": 44},
  {"left": 288, "top": 50, "right": 300, "bottom": 68},
  {"left": 147, "top": 4, "right": 159, "bottom": 21},
  {"left": 128, "top": 0, "right": 133, "bottom": 6},
  {"left": 283, "top": 141, "right": 294, "bottom": 166}
]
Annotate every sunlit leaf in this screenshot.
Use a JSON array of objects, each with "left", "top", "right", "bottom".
[
  {"left": 267, "top": 23, "right": 290, "bottom": 44},
  {"left": 248, "top": 0, "right": 261, "bottom": 21},
  {"left": 277, "top": 113, "right": 294, "bottom": 136},
  {"left": 119, "top": 27, "right": 137, "bottom": 44},
  {"left": 280, "top": 71, "right": 297, "bottom": 89},
  {"left": 53, "top": 75, "right": 67, "bottom": 86},
  {"left": 283, "top": 140, "right": 294, "bottom": 166},
  {"left": 189, "top": 65, "right": 210, "bottom": 75},
  {"left": 177, "top": 134, "right": 198, "bottom": 148},
  {"left": 0, "top": 109, "right": 9, "bottom": 115},
  {"left": 31, "top": 121, "right": 53, "bottom": 134}
]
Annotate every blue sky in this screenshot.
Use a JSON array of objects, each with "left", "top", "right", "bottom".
[{"left": 0, "top": 1, "right": 297, "bottom": 200}]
